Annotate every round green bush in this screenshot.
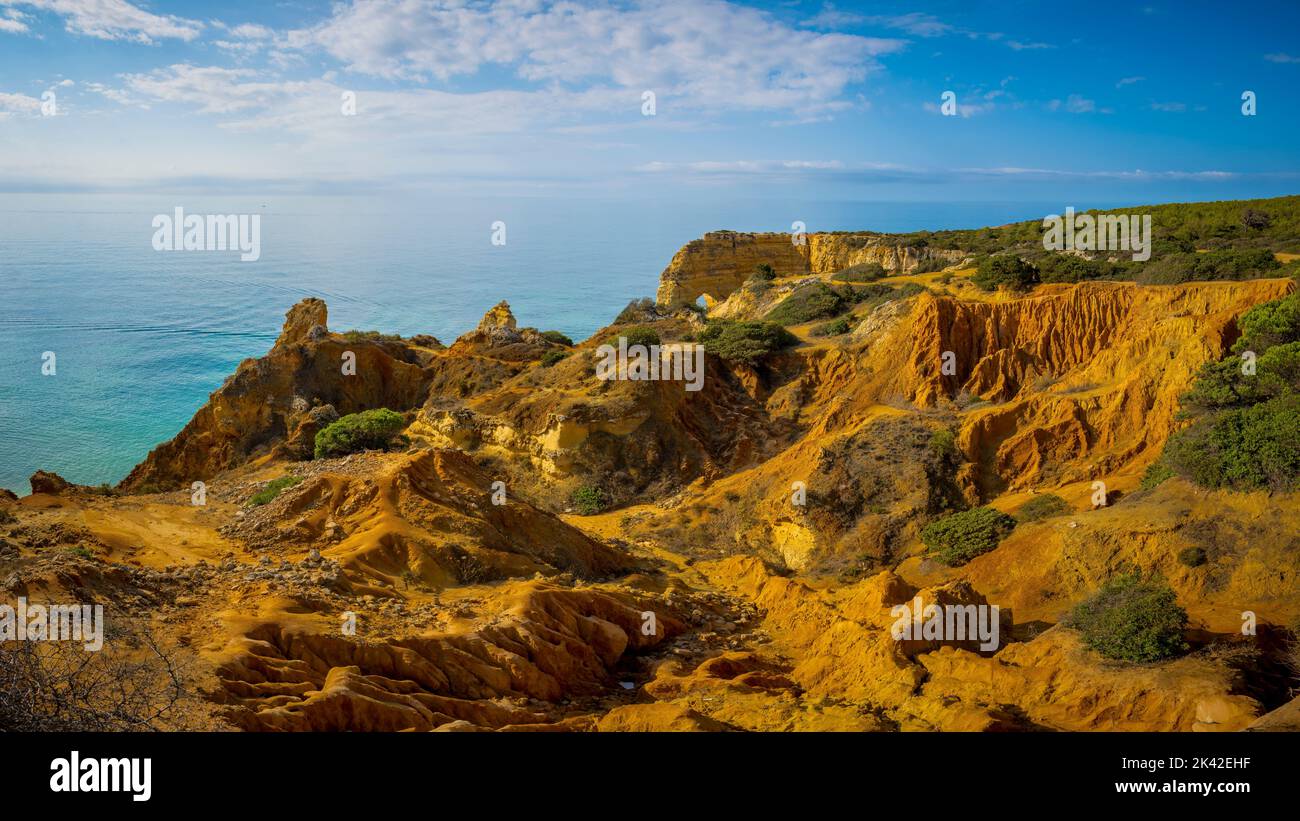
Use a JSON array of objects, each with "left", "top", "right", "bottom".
[
  {"left": 570, "top": 485, "right": 610, "bottom": 515},
  {"left": 698, "top": 320, "right": 798, "bottom": 365},
  {"left": 1065, "top": 574, "right": 1188, "bottom": 662},
  {"left": 813, "top": 317, "right": 852, "bottom": 337},
  {"left": 1015, "top": 493, "right": 1072, "bottom": 522},
  {"left": 314, "top": 408, "right": 406, "bottom": 459},
  {"left": 764, "top": 282, "right": 847, "bottom": 325},
  {"left": 607, "top": 326, "right": 660, "bottom": 348},
  {"left": 1178, "top": 547, "right": 1208, "bottom": 568},
  {"left": 540, "top": 349, "right": 569, "bottom": 367},
  {"left": 540, "top": 330, "right": 573, "bottom": 346},
  {"left": 972, "top": 255, "right": 1039, "bottom": 292},
  {"left": 249, "top": 475, "right": 303, "bottom": 506},
  {"left": 920, "top": 506, "right": 1017, "bottom": 566}
]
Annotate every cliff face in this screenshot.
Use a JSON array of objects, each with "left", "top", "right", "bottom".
[
  {"left": 120, "top": 300, "right": 436, "bottom": 491},
  {"left": 655, "top": 231, "right": 966, "bottom": 307},
  {"left": 119, "top": 300, "right": 560, "bottom": 492},
  {"left": 901, "top": 280, "right": 1295, "bottom": 495},
  {"left": 11, "top": 243, "right": 1300, "bottom": 733}
]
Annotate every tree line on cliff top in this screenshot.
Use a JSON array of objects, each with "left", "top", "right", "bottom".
[{"left": 843, "top": 194, "right": 1300, "bottom": 287}]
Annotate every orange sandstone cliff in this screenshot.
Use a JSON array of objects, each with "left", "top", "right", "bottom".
[{"left": 5, "top": 252, "right": 1299, "bottom": 733}]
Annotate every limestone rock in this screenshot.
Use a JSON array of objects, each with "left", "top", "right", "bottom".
[
  {"left": 29, "top": 470, "right": 71, "bottom": 496},
  {"left": 656, "top": 230, "right": 965, "bottom": 307},
  {"left": 478, "top": 300, "right": 517, "bottom": 332},
  {"left": 278, "top": 298, "right": 328, "bottom": 346}
]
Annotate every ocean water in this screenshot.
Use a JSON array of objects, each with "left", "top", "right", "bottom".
[{"left": 0, "top": 194, "right": 1066, "bottom": 493}]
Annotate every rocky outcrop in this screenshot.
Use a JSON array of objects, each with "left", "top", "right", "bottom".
[
  {"left": 120, "top": 300, "right": 435, "bottom": 491},
  {"left": 29, "top": 470, "right": 72, "bottom": 495},
  {"left": 694, "top": 556, "right": 1264, "bottom": 731},
  {"left": 478, "top": 300, "right": 517, "bottom": 332},
  {"left": 222, "top": 448, "right": 635, "bottom": 588},
  {"left": 408, "top": 343, "right": 780, "bottom": 502},
  {"left": 907, "top": 280, "right": 1295, "bottom": 494},
  {"left": 655, "top": 231, "right": 966, "bottom": 307},
  {"left": 214, "top": 582, "right": 686, "bottom": 731}
]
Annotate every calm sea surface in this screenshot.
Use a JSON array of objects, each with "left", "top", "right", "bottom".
[{"left": 0, "top": 193, "right": 1069, "bottom": 492}]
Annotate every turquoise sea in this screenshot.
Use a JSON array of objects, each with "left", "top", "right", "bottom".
[{"left": 0, "top": 194, "right": 1070, "bottom": 493}]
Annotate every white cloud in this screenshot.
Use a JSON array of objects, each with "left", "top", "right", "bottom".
[
  {"left": 866, "top": 12, "right": 952, "bottom": 37},
  {"left": 226, "top": 22, "right": 271, "bottom": 40},
  {"left": 1264, "top": 52, "right": 1300, "bottom": 64},
  {"left": 1150, "top": 101, "right": 1186, "bottom": 112},
  {"left": 116, "top": 63, "right": 639, "bottom": 139},
  {"left": 1116, "top": 76, "right": 1144, "bottom": 87},
  {"left": 84, "top": 80, "right": 146, "bottom": 107},
  {"left": 922, "top": 100, "right": 993, "bottom": 118},
  {"left": 635, "top": 160, "right": 1262, "bottom": 186},
  {"left": 285, "top": 0, "right": 905, "bottom": 117},
  {"left": 805, "top": 8, "right": 955, "bottom": 37},
  {"left": 801, "top": 2, "right": 863, "bottom": 29},
  {"left": 638, "top": 159, "right": 851, "bottom": 173},
  {"left": 1005, "top": 39, "right": 1052, "bottom": 51},
  {"left": 0, "top": 0, "right": 202, "bottom": 42},
  {"left": 1047, "top": 94, "right": 1095, "bottom": 113},
  {"left": 962, "top": 167, "right": 1240, "bottom": 181},
  {"left": 210, "top": 19, "right": 273, "bottom": 55},
  {"left": 0, "top": 90, "right": 41, "bottom": 119}
]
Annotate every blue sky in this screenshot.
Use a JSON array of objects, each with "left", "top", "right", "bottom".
[{"left": 1, "top": 0, "right": 1298, "bottom": 203}]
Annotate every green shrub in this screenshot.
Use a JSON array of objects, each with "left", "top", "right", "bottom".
[
  {"left": 1016, "top": 493, "right": 1072, "bottom": 522},
  {"left": 1036, "top": 254, "right": 1129, "bottom": 284},
  {"left": 920, "top": 506, "right": 1016, "bottom": 566},
  {"left": 249, "top": 475, "right": 303, "bottom": 506},
  {"left": 764, "top": 282, "right": 847, "bottom": 325},
  {"left": 540, "top": 349, "right": 569, "bottom": 367},
  {"left": 1242, "top": 208, "right": 1272, "bottom": 231},
  {"left": 540, "top": 330, "right": 573, "bottom": 346},
  {"left": 753, "top": 263, "right": 777, "bottom": 281},
  {"left": 972, "top": 255, "right": 1039, "bottom": 291},
  {"left": 1065, "top": 574, "right": 1188, "bottom": 662},
  {"left": 343, "top": 330, "right": 401, "bottom": 342},
  {"left": 1137, "top": 248, "right": 1280, "bottom": 285},
  {"left": 0, "top": 507, "right": 15, "bottom": 525},
  {"left": 1233, "top": 290, "right": 1300, "bottom": 354},
  {"left": 1163, "top": 395, "right": 1300, "bottom": 491},
  {"left": 314, "top": 408, "right": 407, "bottom": 459},
  {"left": 607, "top": 326, "right": 660, "bottom": 348},
  {"left": 927, "top": 429, "right": 958, "bottom": 460},
  {"left": 1139, "top": 461, "right": 1175, "bottom": 491},
  {"left": 832, "top": 262, "right": 887, "bottom": 282},
  {"left": 614, "top": 297, "right": 660, "bottom": 324},
  {"left": 571, "top": 485, "right": 610, "bottom": 515},
  {"left": 1154, "top": 291, "right": 1300, "bottom": 492},
  {"left": 1178, "top": 547, "right": 1208, "bottom": 567},
  {"left": 698, "top": 320, "right": 798, "bottom": 365},
  {"left": 812, "top": 317, "right": 852, "bottom": 337}
]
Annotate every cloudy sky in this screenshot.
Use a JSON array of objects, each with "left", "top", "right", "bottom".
[{"left": 1, "top": 0, "right": 1297, "bottom": 201}]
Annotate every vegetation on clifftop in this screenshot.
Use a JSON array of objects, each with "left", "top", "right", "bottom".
[
  {"left": 920, "top": 506, "right": 1017, "bottom": 566},
  {"left": 1161, "top": 290, "right": 1300, "bottom": 491},
  {"left": 698, "top": 320, "right": 797, "bottom": 364},
  {"left": 314, "top": 409, "right": 407, "bottom": 459},
  {"left": 1066, "top": 574, "right": 1189, "bottom": 662}
]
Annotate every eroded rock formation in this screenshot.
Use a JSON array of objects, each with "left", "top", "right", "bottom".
[{"left": 656, "top": 230, "right": 966, "bottom": 307}]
